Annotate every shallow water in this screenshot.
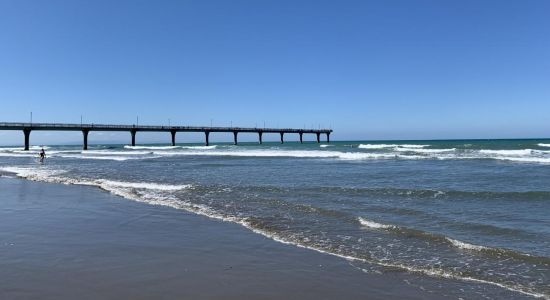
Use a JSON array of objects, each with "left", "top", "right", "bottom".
[{"left": 1, "top": 139, "right": 549, "bottom": 298}]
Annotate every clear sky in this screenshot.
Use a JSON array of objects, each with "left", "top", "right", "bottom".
[{"left": 0, "top": 0, "right": 549, "bottom": 145}]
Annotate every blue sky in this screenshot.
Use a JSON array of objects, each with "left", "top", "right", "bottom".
[{"left": 0, "top": 0, "right": 549, "bottom": 145}]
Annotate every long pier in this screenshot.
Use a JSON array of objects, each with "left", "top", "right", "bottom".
[{"left": 0, "top": 122, "right": 333, "bottom": 150}]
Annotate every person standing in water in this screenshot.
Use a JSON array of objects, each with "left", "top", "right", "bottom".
[{"left": 39, "top": 147, "right": 46, "bottom": 163}]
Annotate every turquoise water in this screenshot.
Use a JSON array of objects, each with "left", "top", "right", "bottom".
[{"left": 1, "top": 139, "right": 549, "bottom": 298}]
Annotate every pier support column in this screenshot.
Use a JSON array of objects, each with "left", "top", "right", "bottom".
[
  {"left": 23, "top": 129, "right": 31, "bottom": 151},
  {"left": 299, "top": 132, "right": 303, "bottom": 144},
  {"left": 316, "top": 132, "right": 320, "bottom": 143},
  {"left": 205, "top": 131, "right": 210, "bottom": 146},
  {"left": 131, "top": 130, "right": 137, "bottom": 146},
  {"left": 258, "top": 132, "right": 263, "bottom": 144},
  {"left": 82, "top": 130, "right": 89, "bottom": 150},
  {"left": 326, "top": 133, "right": 330, "bottom": 143},
  {"left": 233, "top": 132, "right": 238, "bottom": 145},
  {"left": 171, "top": 130, "right": 176, "bottom": 146},
  {"left": 280, "top": 132, "right": 284, "bottom": 144}
]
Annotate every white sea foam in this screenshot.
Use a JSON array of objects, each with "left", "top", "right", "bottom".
[
  {"left": 0, "top": 152, "right": 37, "bottom": 157},
  {"left": 537, "top": 143, "right": 550, "bottom": 147},
  {"left": 98, "top": 180, "right": 191, "bottom": 191},
  {"left": 473, "top": 148, "right": 550, "bottom": 164},
  {"left": 1, "top": 146, "right": 51, "bottom": 151},
  {"left": 122, "top": 180, "right": 187, "bottom": 192},
  {"left": 319, "top": 144, "right": 333, "bottom": 148},
  {"left": 124, "top": 145, "right": 217, "bottom": 150},
  {"left": 479, "top": 149, "right": 534, "bottom": 156},
  {"left": 490, "top": 156, "right": 550, "bottom": 164},
  {"left": 83, "top": 150, "right": 152, "bottom": 155},
  {"left": 358, "top": 144, "right": 398, "bottom": 149},
  {"left": 357, "top": 217, "right": 396, "bottom": 229},
  {"left": 59, "top": 154, "right": 153, "bottom": 161},
  {"left": 1, "top": 167, "right": 191, "bottom": 192},
  {"left": 358, "top": 144, "right": 430, "bottom": 150},
  {"left": 399, "top": 144, "right": 429, "bottom": 148},
  {"left": 3, "top": 144, "right": 550, "bottom": 166},
  {"left": 124, "top": 145, "right": 180, "bottom": 150},
  {"left": 0, "top": 167, "right": 66, "bottom": 180},
  {"left": 30, "top": 146, "right": 50, "bottom": 150},
  {"left": 153, "top": 149, "right": 403, "bottom": 160},
  {"left": 180, "top": 145, "right": 217, "bottom": 150},
  {"left": 395, "top": 148, "right": 456, "bottom": 154},
  {"left": 0, "top": 147, "right": 26, "bottom": 152},
  {"left": 445, "top": 237, "right": 488, "bottom": 251}
]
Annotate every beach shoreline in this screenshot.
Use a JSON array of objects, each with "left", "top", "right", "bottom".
[
  {"left": 0, "top": 176, "right": 422, "bottom": 299},
  {"left": 0, "top": 175, "right": 536, "bottom": 299}
]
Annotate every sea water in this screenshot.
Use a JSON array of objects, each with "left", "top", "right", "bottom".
[{"left": 1, "top": 139, "right": 549, "bottom": 298}]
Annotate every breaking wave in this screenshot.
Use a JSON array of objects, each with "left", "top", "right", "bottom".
[
  {"left": 124, "top": 145, "right": 217, "bottom": 150},
  {"left": 83, "top": 150, "right": 153, "bottom": 155},
  {"left": 395, "top": 147, "right": 456, "bottom": 153},
  {"left": 59, "top": 154, "right": 156, "bottom": 161},
  {"left": 124, "top": 145, "right": 180, "bottom": 150},
  {"left": 357, "top": 217, "right": 396, "bottom": 229},
  {"left": 152, "top": 149, "right": 409, "bottom": 160},
  {"left": 180, "top": 145, "right": 218, "bottom": 150},
  {"left": 358, "top": 144, "right": 430, "bottom": 149},
  {"left": 479, "top": 149, "right": 534, "bottom": 156},
  {"left": 445, "top": 237, "right": 488, "bottom": 251},
  {"left": 489, "top": 156, "right": 550, "bottom": 164},
  {"left": 0, "top": 167, "right": 191, "bottom": 192},
  {"left": 2, "top": 143, "right": 550, "bottom": 165},
  {"left": 358, "top": 144, "right": 398, "bottom": 149}
]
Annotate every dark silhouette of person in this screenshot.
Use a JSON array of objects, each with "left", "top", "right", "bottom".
[{"left": 39, "top": 147, "right": 46, "bottom": 163}]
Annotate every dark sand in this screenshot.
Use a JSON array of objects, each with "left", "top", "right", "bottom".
[{"left": 0, "top": 177, "right": 523, "bottom": 299}]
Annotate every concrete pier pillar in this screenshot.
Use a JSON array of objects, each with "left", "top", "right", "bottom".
[
  {"left": 280, "top": 132, "right": 284, "bottom": 144},
  {"left": 23, "top": 129, "right": 31, "bottom": 151},
  {"left": 205, "top": 131, "right": 210, "bottom": 146},
  {"left": 82, "top": 130, "right": 89, "bottom": 150},
  {"left": 258, "top": 132, "right": 263, "bottom": 144},
  {"left": 299, "top": 132, "right": 303, "bottom": 144},
  {"left": 131, "top": 130, "right": 137, "bottom": 146},
  {"left": 326, "top": 133, "right": 330, "bottom": 143},
  {"left": 233, "top": 132, "right": 238, "bottom": 145},
  {"left": 171, "top": 130, "right": 176, "bottom": 146},
  {"left": 316, "top": 132, "right": 320, "bottom": 143}
]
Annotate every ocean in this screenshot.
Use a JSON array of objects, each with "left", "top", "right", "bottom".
[{"left": 1, "top": 139, "right": 549, "bottom": 299}]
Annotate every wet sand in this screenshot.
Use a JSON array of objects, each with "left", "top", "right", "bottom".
[{"left": 0, "top": 177, "right": 524, "bottom": 299}]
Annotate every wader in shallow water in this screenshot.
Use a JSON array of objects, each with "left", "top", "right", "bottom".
[{"left": 39, "top": 148, "right": 46, "bottom": 163}]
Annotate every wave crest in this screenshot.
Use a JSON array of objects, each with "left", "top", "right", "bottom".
[
  {"left": 358, "top": 144, "right": 397, "bottom": 149},
  {"left": 357, "top": 217, "right": 396, "bottom": 229},
  {"left": 124, "top": 145, "right": 180, "bottom": 150},
  {"left": 445, "top": 237, "right": 488, "bottom": 251}
]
